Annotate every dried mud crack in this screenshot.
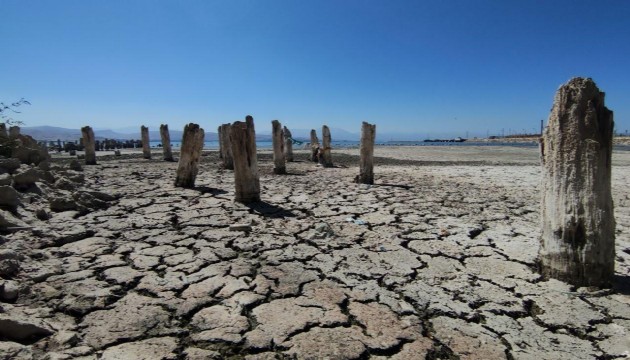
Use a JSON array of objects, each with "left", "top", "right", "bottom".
[{"left": 1, "top": 147, "right": 629, "bottom": 359}]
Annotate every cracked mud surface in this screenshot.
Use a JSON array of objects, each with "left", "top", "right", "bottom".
[{"left": 2, "top": 146, "right": 630, "bottom": 359}]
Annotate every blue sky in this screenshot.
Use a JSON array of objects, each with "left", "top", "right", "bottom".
[{"left": 1, "top": 0, "right": 629, "bottom": 138}]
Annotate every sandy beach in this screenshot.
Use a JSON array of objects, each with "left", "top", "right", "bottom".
[{"left": 1, "top": 145, "right": 629, "bottom": 359}]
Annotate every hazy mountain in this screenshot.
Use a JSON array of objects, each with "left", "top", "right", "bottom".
[
  {"left": 22, "top": 125, "right": 472, "bottom": 143},
  {"left": 259, "top": 127, "right": 360, "bottom": 141},
  {"left": 21, "top": 126, "right": 225, "bottom": 142},
  {"left": 21, "top": 126, "right": 83, "bottom": 141}
]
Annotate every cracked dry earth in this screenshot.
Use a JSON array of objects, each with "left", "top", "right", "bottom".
[{"left": 2, "top": 146, "right": 630, "bottom": 360}]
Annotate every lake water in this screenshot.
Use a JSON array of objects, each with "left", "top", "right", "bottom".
[{"left": 149, "top": 140, "right": 543, "bottom": 150}]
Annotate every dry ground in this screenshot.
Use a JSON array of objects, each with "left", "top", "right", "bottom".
[{"left": 1, "top": 146, "right": 629, "bottom": 359}]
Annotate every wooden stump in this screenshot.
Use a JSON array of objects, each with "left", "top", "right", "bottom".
[
  {"left": 321, "top": 125, "right": 333, "bottom": 167},
  {"left": 81, "top": 126, "right": 97, "bottom": 165},
  {"left": 230, "top": 116, "right": 260, "bottom": 203},
  {"left": 272, "top": 120, "right": 286, "bottom": 174},
  {"left": 160, "top": 124, "right": 174, "bottom": 161},
  {"left": 220, "top": 124, "right": 234, "bottom": 170},
  {"left": 540, "top": 77, "right": 615, "bottom": 287},
  {"left": 141, "top": 126, "right": 151, "bottom": 159},
  {"left": 8, "top": 126, "right": 20, "bottom": 138},
  {"left": 217, "top": 126, "right": 223, "bottom": 159},
  {"left": 310, "top": 129, "right": 320, "bottom": 162},
  {"left": 283, "top": 126, "right": 294, "bottom": 162},
  {"left": 357, "top": 122, "right": 376, "bottom": 184},
  {"left": 174, "top": 123, "right": 205, "bottom": 188}
]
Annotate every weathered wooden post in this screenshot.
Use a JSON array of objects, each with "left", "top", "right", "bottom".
[
  {"left": 175, "top": 123, "right": 205, "bottom": 188},
  {"left": 230, "top": 116, "right": 260, "bottom": 203},
  {"left": 8, "top": 126, "right": 20, "bottom": 138},
  {"left": 272, "top": 120, "right": 286, "bottom": 174},
  {"left": 540, "top": 77, "right": 615, "bottom": 287},
  {"left": 283, "top": 126, "right": 294, "bottom": 162},
  {"left": 160, "top": 124, "right": 174, "bottom": 161},
  {"left": 220, "top": 124, "right": 234, "bottom": 170},
  {"left": 81, "top": 126, "right": 97, "bottom": 165},
  {"left": 321, "top": 125, "right": 333, "bottom": 167},
  {"left": 217, "top": 125, "right": 223, "bottom": 159},
  {"left": 0, "top": 124, "right": 7, "bottom": 138},
  {"left": 357, "top": 122, "right": 376, "bottom": 184},
  {"left": 141, "top": 126, "right": 151, "bottom": 159},
  {"left": 310, "top": 129, "right": 320, "bottom": 162}
]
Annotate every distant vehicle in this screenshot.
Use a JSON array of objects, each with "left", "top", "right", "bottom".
[{"left": 423, "top": 137, "right": 467, "bottom": 143}]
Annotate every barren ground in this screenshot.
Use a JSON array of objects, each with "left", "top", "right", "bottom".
[{"left": 1, "top": 145, "right": 629, "bottom": 359}]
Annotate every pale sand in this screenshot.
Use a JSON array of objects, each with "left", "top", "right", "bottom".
[{"left": 3, "top": 145, "right": 629, "bottom": 359}]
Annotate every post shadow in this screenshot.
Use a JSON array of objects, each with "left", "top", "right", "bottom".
[{"left": 245, "top": 200, "right": 296, "bottom": 218}]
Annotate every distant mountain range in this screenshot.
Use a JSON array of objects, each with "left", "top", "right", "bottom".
[
  {"left": 258, "top": 127, "right": 360, "bottom": 141},
  {"left": 20, "top": 125, "right": 359, "bottom": 142},
  {"left": 21, "top": 126, "right": 244, "bottom": 142},
  {"left": 21, "top": 125, "right": 471, "bottom": 143}
]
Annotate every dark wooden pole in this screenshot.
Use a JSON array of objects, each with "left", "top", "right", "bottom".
[
  {"left": 322, "top": 125, "right": 333, "bottom": 167},
  {"left": 218, "top": 125, "right": 223, "bottom": 159},
  {"left": 220, "top": 124, "right": 234, "bottom": 170},
  {"left": 357, "top": 122, "right": 376, "bottom": 184},
  {"left": 272, "top": 120, "right": 286, "bottom": 174},
  {"left": 81, "top": 126, "right": 97, "bottom": 165},
  {"left": 160, "top": 124, "right": 174, "bottom": 161},
  {"left": 175, "top": 123, "right": 205, "bottom": 188},
  {"left": 310, "top": 129, "right": 319, "bottom": 162},
  {"left": 283, "top": 126, "right": 294, "bottom": 162},
  {"left": 141, "top": 126, "right": 151, "bottom": 159},
  {"left": 230, "top": 116, "right": 260, "bottom": 203}
]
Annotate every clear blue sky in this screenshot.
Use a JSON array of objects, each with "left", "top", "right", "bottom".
[{"left": 2, "top": 0, "right": 629, "bottom": 138}]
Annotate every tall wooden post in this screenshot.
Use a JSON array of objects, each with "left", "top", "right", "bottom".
[
  {"left": 160, "top": 124, "right": 174, "bottom": 161},
  {"left": 81, "top": 126, "right": 97, "bottom": 165},
  {"left": 230, "top": 116, "right": 260, "bottom": 203},
  {"left": 141, "top": 126, "right": 151, "bottom": 159},
  {"left": 283, "top": 126, "right": 294, "bottom": 162},
  {"left": 220, "top": 124, "right": 234, "bottom": 170},
  {"left": 321, "top": 125, "right": 333, "bottom": 167},
  {"left": 175, "top": 123, "right": 205, "bottom": 188},
  {"left": 272, "top": 120, "right": 286, "bottom": 174},
  {"left": 218, "top": 125, "right": 223, "bottom": 159},
  {"left": 8, "top": 126, "right": 20, "bottom": 138},
  {"left": 0, "top": 124, "right": 7, "bottom": 138},
  {"left": 358, "top": 122, "right": 376, "bottom": 184},
  {"left": 540, "top": 77, "right": 615, "bottom": 287},
  {"left": 310, "top": 129, "right": 320, "bottom": 162}
]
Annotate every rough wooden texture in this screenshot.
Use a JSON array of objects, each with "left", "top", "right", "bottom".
[
  {"left": 174, "top": 123, "right": 205, "bottom": 188},
  {"left": 310, "top": 129, "right": 320, "bottom": 162},
  {"left": 283, "top": 126, "right": 294, "bottom": 162},
  {"left": 218, "top": 126, "right": 223, "bottom": 159},
  {"left": 540, "top": 77, "right": 615, "bottom": 287},
  {"left": 141, "top": 126, "right": 151, "bottom": 159},
  {"left": 0, "top": 124, "right": 7, "bottom": 138},
  {"left": 8, "top": 126, "right": 20, "bottom": 138},
  {"left": 272, "top": 120, "right": 286, "bottom": 174},
  {"left": 230, "top": 116, "right": 260, "bottom": 203},
  {"left": 81, "top": 126, "right": 97, "bottom": 165},
  {"left": 160, "top": 124, "right": 174, "bottom": 161},
  {"left": 220, "top": 124, "right": 234, "bottom": 170},
  {"left": 358, "top": 122, "right": 376, "bottom": 184},
  {"left": 322, "top": 125, "right": 333, "bottom": 167}
]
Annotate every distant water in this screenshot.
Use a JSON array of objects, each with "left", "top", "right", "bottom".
[
  {"left": 148, "top": 140, "right": 541, "bottom": 149},
  {"left": 148, "top": 139, "right": 630, "bottom": 151}
]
